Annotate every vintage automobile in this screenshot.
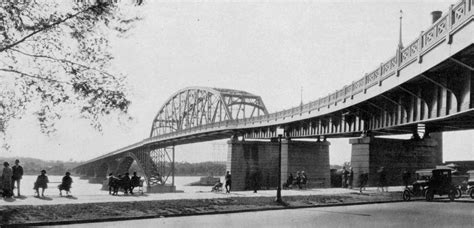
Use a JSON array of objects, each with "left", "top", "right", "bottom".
[
  {"left": 402, "top": 169, "right": 432, "bottom": 201},
  {"left": 467, "top": 170, "right": 474, "bottom": 199},
  {"left": 424, "top": 169, "right": 457, "bottom": 201}
]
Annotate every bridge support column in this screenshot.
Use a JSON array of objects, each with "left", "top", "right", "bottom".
[
  {"left": 350, "top": 134, "right": 442, "bottom": 187},
  {"left": 227, "top": 139, "right": 330, "bottom": 191}
]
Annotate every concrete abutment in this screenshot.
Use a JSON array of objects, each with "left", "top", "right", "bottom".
[
  {"left": 227, "top": 139, "right": 330, "bottom": 191},
  {"left": 350, "top": 133, "right": 442, "bottom": 187}
]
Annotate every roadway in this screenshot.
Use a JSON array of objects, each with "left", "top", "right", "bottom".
[{"left": 49, "top": 201, "right": 474, "bottom": 228}]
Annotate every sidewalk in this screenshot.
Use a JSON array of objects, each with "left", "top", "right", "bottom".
[{"left": 0, "top": 187, "right": 405, "bottom": 226}]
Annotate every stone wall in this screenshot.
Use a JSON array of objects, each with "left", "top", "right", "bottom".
[
  {"left": 350, "top": 136, "right": 442, "bottom": 187},
  {"left": 227, "top": 139, "right": 330, "bottom": 191}
]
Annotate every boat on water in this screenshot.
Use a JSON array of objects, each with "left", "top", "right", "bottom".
[{"left": 187, "top": 176, "right": 221, "bottom": 186}]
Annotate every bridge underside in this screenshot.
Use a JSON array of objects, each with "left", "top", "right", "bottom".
[
  {"left": 244, "top": 44, "right": 474, "bottom": 139},
  {"left": 74, "top": 1, "right": 474, "bottom": 192}
]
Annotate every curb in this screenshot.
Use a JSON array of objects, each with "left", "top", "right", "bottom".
[{"left": 4, "top": 198, "right": 409, "bottom": 227}]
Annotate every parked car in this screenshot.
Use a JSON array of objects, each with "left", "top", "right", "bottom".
[
  {"left": 467, "top": 170, "right": 474, "bottom": 199},
  {"left": 425, "top": 169, "right": 457, "bottom": 201},
  {"left": 402, "top": 169, "right": 432, "bottom": 201}
]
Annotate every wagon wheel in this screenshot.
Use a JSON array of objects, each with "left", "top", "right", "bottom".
[
  {"left": 402, "top": 190, "right": 411, "bottom": 201},
  {"left": 425, "top": 189, "right": 434, "bottom": 201}
]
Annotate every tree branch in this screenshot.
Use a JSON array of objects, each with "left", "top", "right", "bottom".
[
  {"left": 10, "top": 49, "right": 118, "bottom": 80},
  {"left": 0, "top": 5, "right": 98, "bottom": 53},
  {"left": 0, "top": 68, "right": 70, "bottom": 84}
]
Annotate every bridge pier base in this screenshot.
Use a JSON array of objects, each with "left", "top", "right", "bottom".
[
  {"left": 227, "top": 139, "right": 330, "bottom": 191},
  {"left": 350, "top": 133, "right": 442, "bottom": 187}
]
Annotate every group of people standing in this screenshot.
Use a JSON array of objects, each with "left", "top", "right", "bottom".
[
  {"left": 1, "top": 159, "right": 73, "bottom": 199},
  {"left": 1, "top": 159, "right": 24, "bottom": 198},
  {"left": 284, "top": 170, "right": 308, "bottom": 189}
]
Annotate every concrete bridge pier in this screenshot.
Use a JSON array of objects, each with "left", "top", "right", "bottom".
[
  {"left": 227, "top": 138, "right": 330, "bottom": 191},
  {"left": 350, "top": 133, "right": 442, "bottom": 187}
]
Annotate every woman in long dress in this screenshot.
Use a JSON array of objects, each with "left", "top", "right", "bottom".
[{"left": 1, "top": 162, "right": 13, "bottom": 198}]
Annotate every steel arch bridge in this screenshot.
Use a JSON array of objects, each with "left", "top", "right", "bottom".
[
  {"left": 74, "top": 87, "right": 269, "bottom": 190},
  {"left": 75, "top": 0, "right": 474, "bottom": 192},
  {"left": 150, "top": 87, "right": 268, "bottom": 137}
]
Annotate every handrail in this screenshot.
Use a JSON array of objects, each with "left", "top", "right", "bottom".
[{"left": 79, "top": 0, "right": 473, "bottom": 167}]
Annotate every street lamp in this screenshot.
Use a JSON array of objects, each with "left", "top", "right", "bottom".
[{"left": 276, "top": 127, "right": 284, "bottom": 203}]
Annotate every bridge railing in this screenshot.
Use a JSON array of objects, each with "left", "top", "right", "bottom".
[{"left": 145, "top": 0, "right": 473, "bottom": 142}]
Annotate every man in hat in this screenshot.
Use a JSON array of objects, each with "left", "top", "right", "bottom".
[{"left": 11, "top": 159, "right": 23, "bottom": 197}]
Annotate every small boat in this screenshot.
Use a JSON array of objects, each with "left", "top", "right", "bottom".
[{"left": 188, "top": 176, "right": 221, "bottom": 186}]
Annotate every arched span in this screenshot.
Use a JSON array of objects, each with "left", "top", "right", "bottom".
[{"left": 150, "top": 87, "right": 268, "bottom": 137}]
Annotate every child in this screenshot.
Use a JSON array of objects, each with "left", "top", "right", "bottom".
[
  {"left": 34, "top": 170, "right": 49, "bottom": 197},
  {"left": 58, "top": 172, "right": 73, "bottom": 196}
]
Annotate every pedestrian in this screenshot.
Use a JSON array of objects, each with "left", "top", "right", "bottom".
[
  {"left": 378, "top": 167, "right": 387, "bottom": 192},
  {"left": 402, "top": 169, "right": 411, "bottom": 188},
  {"left": 301, "top": 171, "right": 308, "bottom": 189},
  {"left": 1, "top": 162, "right": 13, "bottom": 198},
  {"left": 34, "top": 170, "right": 49, "bottom": 197},
  {"left": 58, "top": 172, "right": 73, "bottom": 196},
  {"left": 295, "top": 171, "right": 301, "bottom": 189},
  {"left": 342, "top": 167, "right": 348, "bottom": 188},
  {"left": 122, "top": 172, "right": 131, "bottom": 194},
  {"left": 225, "top": 171, "right": 231, "bottom": 193},
  {"left": 359, "top": 170, "right": 368, "bottom": 193},
  {"left": 11, "top": 159, "right": 23, "bottom": 197},
  {"left": 108, "top": 173, "right": 115, "bottom": 195},
  {"left": 284, "top": 173, "right": 294, "bottom": 188},
  {"left": 130, "top": 172, "right": 140, "bottom": 194},
  {"left": 252, "top": 169, "right": 261, "bottom": 193},
  {"left": 348, "top": 167, "right": 354, "bottom": 189}
]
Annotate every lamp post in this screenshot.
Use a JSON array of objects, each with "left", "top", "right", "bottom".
[{"left": 276, "top": 128, "right": 284, "bottom": 203}]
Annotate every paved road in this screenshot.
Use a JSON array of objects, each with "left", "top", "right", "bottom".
[{"left": 50, "top": 201, "right": 474, "bottom": 228}]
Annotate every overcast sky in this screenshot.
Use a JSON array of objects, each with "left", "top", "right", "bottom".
[{"left": 4, "top": 0, "right": 474, "bottom": 164}]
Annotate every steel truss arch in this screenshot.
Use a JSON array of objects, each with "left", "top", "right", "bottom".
[{"left": 150, "top": 87, "right": 268, "bottom": 137}]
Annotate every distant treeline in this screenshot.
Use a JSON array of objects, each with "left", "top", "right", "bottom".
[
  {"left": 0, "top": 157, "right": 226, "bottom": 177},
  {"left": 129, "top": 161, "right": 226, "bottom": 176},
  {"left": 0, "top": 157, "right": 81, "bottom": 176}
]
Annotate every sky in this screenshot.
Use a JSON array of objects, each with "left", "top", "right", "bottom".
[{"left": 3, "top": 0, "right": 474, "bottom": 164}]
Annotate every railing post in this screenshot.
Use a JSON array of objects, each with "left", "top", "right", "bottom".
[
  {"left": 363, "top": 74, "right": 368, "bottom": 93},
  {"left": 378, "top": 64, "right": 382, "bottom": 85},
  {"left": 447, "top": 4, "right": 454, "bottom": 44},
  {"left": 417, "top": 31, "right": 424, "bottom": 63},
  {"left": 396, "top": 47, "right": 401, "bottom": 76}
]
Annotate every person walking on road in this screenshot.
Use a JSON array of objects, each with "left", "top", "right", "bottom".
[
  {"left": 225, "top": 171, "right": 231, "bottom": 193},
  {"left": 11, "top": 159, "right": 23, "bottom": 197}
]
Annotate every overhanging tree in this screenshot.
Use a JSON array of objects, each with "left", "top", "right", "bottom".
[{"left": 0, "top": 0, "right": 143, "bottom": 145}]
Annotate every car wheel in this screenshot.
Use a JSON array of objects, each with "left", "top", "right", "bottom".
[
  {"left": 403, "top": 190, "right": 411, "bottom": 201},
  {"left": 448, "top": 189, "right": 455, "bottom": 201},
  {"left": 470, "top": 188, "right": 474, "bottom": 199},
  {"left": 425, "top": 189, "right": 434, "bottom": 201},
  {"left": 455, "top": 188, "right": 462, "bottom": 199}
]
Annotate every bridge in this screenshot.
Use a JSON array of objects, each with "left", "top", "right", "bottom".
[{"left": 74, "top": 0, "right": 474, "bottom": 192}]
